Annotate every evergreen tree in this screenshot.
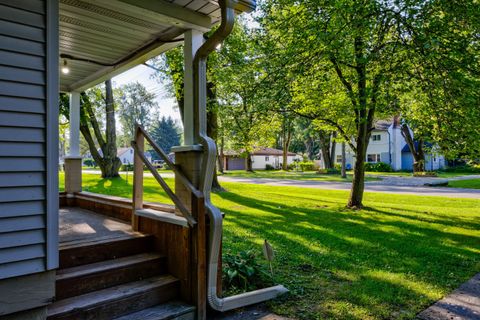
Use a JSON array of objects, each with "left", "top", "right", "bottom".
[{"left": 150, "top": 116, "right": 181, "bottom": 157}]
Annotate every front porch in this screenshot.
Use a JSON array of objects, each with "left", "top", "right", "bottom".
[
  {"left": 54, "top": 192, "right": 197, "bottom": 319},
  {"left": 54, "top": 0, "right": 286, "bottom": 317}
]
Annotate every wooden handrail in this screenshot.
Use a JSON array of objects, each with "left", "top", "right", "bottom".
[
  {"left": 131, "top": 126, "right": 198, "bottom": 228},
  {"left": 136, "top": 126, "right": 203, "bottom": 199}
]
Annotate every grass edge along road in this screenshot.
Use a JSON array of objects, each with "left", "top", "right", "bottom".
[
  {"left": 61, "top": 172, "right": 480, "bottom": 320},
  {"left": 448, "top": 178, "right": 480, "bottom": 189}
]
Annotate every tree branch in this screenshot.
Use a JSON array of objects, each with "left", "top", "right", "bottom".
[{"left": 330, "top": 56, "right": 357, "bottom": 108}]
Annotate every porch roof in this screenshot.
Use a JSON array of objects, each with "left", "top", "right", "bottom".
[{"left": 59, "top": 0, "right": 255, "bottom": 92}]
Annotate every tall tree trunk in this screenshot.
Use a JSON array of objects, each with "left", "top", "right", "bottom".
[
  {"left": 100, "top": 80, "right": 122, "bottom": 178},
  {"left": 341, "top": 142, "right": 347, "bottom": 178},
  {"left": 78, "top": 82, "right": 121, "bottom": 178},
  {"left": 330, "top": 131, "right": 337, "bottom": 168},
  {"left": 245, "top": 152, "right": 253, "bottom": 172},
  {"left": 206, "top": 76, "right": 224, "bottom": 191},
  {"left": 217, "top": 134, "right": 225, "bottom": 174},
  {"left": 400, "top": 124, "right": 425, "bottom": 173},
  {"left": 347, "top": 37, "right": 372, "bottom": 209},
  {"left": 319, "top": 131, "right": 333, "bottom": 169},
  {"left": 304, "top": 137, "right": 314, "bottom": 160},
  {"left": 282, "top": 120, "right": 292, "bottom": 171},
  {"left": 348, "top": 128, "right": 368, "bottom": 208},
  {"left": 282, "top": 148, "right": 288, "bottom": 171}
]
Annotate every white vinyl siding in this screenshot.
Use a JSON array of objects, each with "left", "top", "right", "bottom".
[{"left": 0, "top": 0, "right": 58, "bottom": 279}]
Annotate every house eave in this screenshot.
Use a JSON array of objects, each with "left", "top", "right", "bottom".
[{"left": 59, "top": 0, "right": 256, "bottom": 93}]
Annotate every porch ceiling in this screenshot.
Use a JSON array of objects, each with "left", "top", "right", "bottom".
[{"left": 59, "top": 0, "right": 255, "bottom": 92}]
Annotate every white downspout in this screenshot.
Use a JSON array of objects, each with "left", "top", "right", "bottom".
[{"left": 192, "top": 0, "right": 288, "bottom": 312}]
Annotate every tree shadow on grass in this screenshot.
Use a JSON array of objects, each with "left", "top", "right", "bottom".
[{"left": 215, "top": 191, "right": 480, "bottom": 319}]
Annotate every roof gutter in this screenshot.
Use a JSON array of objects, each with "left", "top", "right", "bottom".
[{"left": 192, "top": 0, "right": 288, "bottom": 312}]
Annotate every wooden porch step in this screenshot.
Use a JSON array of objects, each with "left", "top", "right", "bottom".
[
  {"left": 59, "top": 233, "right": 154, "bottom": 268},
  {"left": 114, "top": 301, "right": 195, "bottom": 320},
  {"left": 47, "top": 275, "right": 180, "bottom": 320},
  {"left": 56, "top": 253, "right": 167, "bottom": 300}
]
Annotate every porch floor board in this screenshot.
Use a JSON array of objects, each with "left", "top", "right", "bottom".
[{"left": 59, "top": 207, "right": 134, "bottom": 244}]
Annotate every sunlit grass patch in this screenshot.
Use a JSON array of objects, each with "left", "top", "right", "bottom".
[{"left": 60, "top": 172, "right": 480, "bottom": 319}]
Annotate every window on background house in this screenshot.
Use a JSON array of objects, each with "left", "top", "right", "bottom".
[
  {"left": 336, "top": 155, "right": 342, "bottom": 163},
  {"left": 372, "top": 134, "right": 381, "bottom": 141},
  {"left": 367, "top": 154, "right": 381, "bottom": 163},
  {"left": 265, "top": 156, "right": 269, "bottom": 161}
]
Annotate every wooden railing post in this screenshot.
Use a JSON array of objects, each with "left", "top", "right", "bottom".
[
  {"left": 191, "top": 193, "right": 206, "bottom": 320},
  {"left": 132, "top": 130, "right": 144, "bottom": 231}
]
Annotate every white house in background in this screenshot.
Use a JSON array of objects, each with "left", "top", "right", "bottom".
[
  {"left": 115, "top": 147, "right": 153, "bottom": 165},
  {"left": 224, "top": 147, "right": 302, "bottom": 170},
  {"left": 117, "top": 147, "right": 134, "bottom": 165},
  {"left": 320, "top": 118, "right": 446, "bottom": 171},
  {"left": 84, "top": 147, "right": 152, "bottom": 166}
]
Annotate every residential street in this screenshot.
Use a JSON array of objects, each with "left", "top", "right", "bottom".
[{"left": 216, "top": 175, "right": 480, "bottom": 199}]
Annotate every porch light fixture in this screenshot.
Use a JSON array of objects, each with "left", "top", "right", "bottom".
[{"left": 61, "top": 59, "right": 69, "bottom": 74}]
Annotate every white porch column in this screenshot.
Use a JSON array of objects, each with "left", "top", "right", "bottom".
[
  {"left": 172, "top": 30, "right": 204, "bottom": 216},
  {"left": 183, "top": 29, "right": 203, "bottom": 145},
  {"left": 68, "top": 92, "right": 81, "bottom": 157},
  {"left": 65, "top": 92, "right": 82, "bottom": 197}
]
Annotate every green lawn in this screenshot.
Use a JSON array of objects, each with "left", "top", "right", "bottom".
[
  {"left": 61, "top": 172, "right": 480, "bottom": 320},
  {"left": 448, "top": 179, "right": 480, "bottom": 189}
]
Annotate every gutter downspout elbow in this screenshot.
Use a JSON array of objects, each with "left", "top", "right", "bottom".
[{"left": 192, "top": 0, "right": 288, "bottom": 312}]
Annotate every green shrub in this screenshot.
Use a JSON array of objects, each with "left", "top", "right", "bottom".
[
  {"left": 223, "top": 250, "right": 268, "bottom": 292},
  {"left": 299, "top": 161, "right": 315, "bottom": 171},
  {"left": 121, "top": 164, "right": 134, "bottom": 171},
  {"left": 441, "top": 164, "right": 480, "bottom": 173},
  {"left": 317, "top": 168, "right": 340, "bottom": 174},
  {"left": 265, "top": 164, "right": 275, "bottom": 170},
  {"left": 83, "top": 159, "right": 95, "bottom": 167},
  {"left": 364, "top": 162, "right": 393, "bottom": 172}
]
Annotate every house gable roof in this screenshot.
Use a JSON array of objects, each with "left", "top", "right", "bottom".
[
  {"left": 373, "top": 119, "right": 392, "bottom": 131},
  {"left": 117, "top": 147, "right": 131, "bottom": 157}
]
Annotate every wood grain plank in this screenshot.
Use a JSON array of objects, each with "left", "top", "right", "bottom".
[
  {"left": 56, "top": 253, "right": 166, "bottom": 300},
  {"left": 47, "top": 275, "right": 179, "bottom": 320}
]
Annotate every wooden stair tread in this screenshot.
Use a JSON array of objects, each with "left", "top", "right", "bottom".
[
  {"left": 114, "top": 301, "right": 195, "bottom": 320},
  {"left": 135, "top": 209, "right": 189, "bottom": 228},
  {"left": 48, "top": 275, "right": 179, "bottom": 318},
  {"left": 59, "top": 231, "right": 149, "bottom": 251},
  {"left": 56, "top": 253, "right": 165, "bottom": 280},
  {"left": 59, "top": 234, "right": 155, "bottom": 269}
]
